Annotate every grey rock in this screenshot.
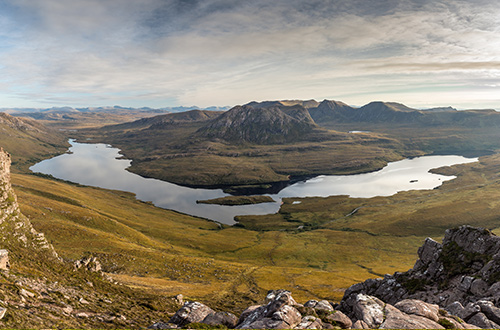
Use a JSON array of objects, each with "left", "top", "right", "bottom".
[
  {"left": 169, "top": 301, "right": 215, "bottom": 327},
  {"left": 352, "top": 320, "right": 370, "bottom": 329},
  {"left": 462, "top": 302, "right": 482, "bottom": 321},
  {"left": 324, "top": 310, "right": 352, "bottom": 329},
  {"left": 237, "top": 290, "right": 301, "bottom": 329},
  {"left": 394, "top": 299, "right": 440, "bottom": 322},
  {"left": 314, "top": 300, "right": 334, "bottom": 312},
  {"left": 446, "top": 301, "right": 466, "bottom": 318},
  {"left": 202, "top": 311, "right": 238, "bottom": 328},
  {"left": 294, "top": 315, "right": 323, "bottom": 329},
  {"left": 459, "top": 276, "right": 474, "bottom": 292},
  {"left": 352, "top": 294, "right": 385, "bottom": 328},
  {"left": 380, "top": 303, "right": 444, "bottom": 329},
  {"left": 304, "top": 300, "right": 318, "bottom": 308},
  {"left": 237, "top": 305, "right": 261, "bottom": 326},
  {"left": 148, "top": 322, "right": 179, "bottom": 329},
  {"left": 340, "top": 226, "right": 500, "bottom": 315},
  {"left": 272, "top": 305, "right": 302, "bottom": 327},
  {"left": 467, "top": 312, "right": 500, "bottom": 329},
  {"left": 470, "top": 279, "right": 489, "bottom": 296},
  {"left": 487, "top": 282, "right": 500, "bottom": 296},
  {"left": 476, "top": 300, "right": 500, "bottom": 325},
  {"left": 74, "top": 256, "right": 102, "bottom": 272}
]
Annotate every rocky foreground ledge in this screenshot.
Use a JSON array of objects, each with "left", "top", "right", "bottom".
[{"left": 151, "top": 226, "right": 500, "bottom": 329}]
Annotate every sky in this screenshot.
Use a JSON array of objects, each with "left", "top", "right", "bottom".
[{"left": 1, "top": 0, "right": 500, "bottom": 109}]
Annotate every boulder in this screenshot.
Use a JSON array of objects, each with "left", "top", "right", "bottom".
[
  {"left": 314, "top": 300, "right": 334, "bottom": 312},
  {"left": 202, "top": 311, "right": 238, "bottom": 328},
  {"left": 169, "top": 301, "right": 215, "bottom": 327},
  {"left": 304, "top": 300, "right": 318, "bottom": 308},
  {"left": 324, "top": 310, "right": 352, "bottom": 329},
  {"left": 394, "top": 299, "right": 440, "bottom": 322},
  {"left": 352, "top": 320, "right": 370, "bottom": 329},
  {"left": 237, "top": 290, "right": 302, "bottom": 329},
  {"left": 148, "top": 322, "right": 179, "bottom": 329},
  {"left": 467, "top": 312, "right": 500, "bottom": 329},
  {"left": 352, "top": 294, "right": 385, "bottom": 328},
  {"left": 380, "top": 303, "right": 444, "bottom": 329},
  {"left": 0, "top": 250, "right": 9, "bottom": 270},
  {"left": 294, "top": 315, "right": 323, "bottom": 329},
  {"left": 476, "top": 300, "right": 500, "bottom": 325},
  {"left": 74, "top": 256, "right": 102, "bottom": 272}
]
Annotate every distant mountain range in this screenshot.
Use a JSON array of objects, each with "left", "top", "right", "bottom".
[
  {"left": 90, "top": 99, "right": 500, "bottom": 146},
  {"left": 107, "top": 109, "right": 224, "bottom": 130}
]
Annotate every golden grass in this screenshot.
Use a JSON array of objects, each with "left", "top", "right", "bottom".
[{"left": 13, "top": 172, "right": 422, "bottom": 311}]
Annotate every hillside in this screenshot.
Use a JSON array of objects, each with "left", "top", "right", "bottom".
[
  {"left": 106, "top": 109, "right": 223, "bottom": 131},
  {"left": 0, "top": 148, "right": 182, "bottom": 328},
  {"left": 309, "top": 99, "right": 500, "bottom": 129},
  {"left": 156, "top": 226, "right": 500, "bottom": 329},
  {"left": 196, "top": 104, "right": 318, "bottom": 144},
  {"left": 8, "top": 98, "right": 500, "bottom": 328},
  {"left": 75, "top": 103, "right": 405, "bottom": 187},
  {"left": 308, "top": 100, "right": 355, "bottom": 123},
  {"left": 12, "top": 106, "right": 169, "bottom": 129},
  {"left": 0, "top": 112, "right": 67, "bottom": 172}
]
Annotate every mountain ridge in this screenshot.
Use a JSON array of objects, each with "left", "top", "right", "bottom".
[{"left": 196, "top": 104, "right": 319, "bottom": 144}]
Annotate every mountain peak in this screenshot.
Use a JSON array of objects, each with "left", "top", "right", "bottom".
[{"left": 197, "top": 104, "right": 317, "bottom": 144}]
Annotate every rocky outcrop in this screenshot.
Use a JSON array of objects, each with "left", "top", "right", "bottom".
[
  {"left": 156, "top": 289, "right": 479, "bottom": 329},
  {"left": 74, "top": 256, "right": 102, "bottom": 272},
  {"left": 152, "top": 226, "right": 500, "bottom": 329},
  {"left": 0, "top": 249, "right": 9, "bottom": 270},
  {"left": 150, "top": 301, "right": 238, "bottom": 329},
  {"left": 341, "top": 226, "right": 500, "bottom": 328},
  {"left": 0, "top": 148, "right": 58, "bottom": 259}
]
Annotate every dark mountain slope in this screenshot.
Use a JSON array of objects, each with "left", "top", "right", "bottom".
[
  {"left": 106, "top": 110, "right": 224, "bottom": 131},
  {"left": 344, "top": 101, "right": 425, "bottom": 123},
  {"left": 308, "top": 99, "right": 355, "bottom": 123},
  {"left": 196, "top": 104, "right": 318, "bottom": 144}
]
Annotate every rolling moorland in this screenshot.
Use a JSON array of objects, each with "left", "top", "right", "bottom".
[
  {"left": 3, "top": 100, "right": 500, "bottom": 327},
  {"left": 71, "top": 100, "right": 500, "bottom": 189}
]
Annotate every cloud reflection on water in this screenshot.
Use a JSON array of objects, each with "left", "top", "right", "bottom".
[{"left": 30, "top": 140, "right": 477, "bottom": 225}]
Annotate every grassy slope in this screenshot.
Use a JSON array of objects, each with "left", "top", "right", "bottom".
[
  {"left": 0, "top": 118, "right": 68, "bottom": 172},
  {"left": 10, "top": 111, "right": 500, "bottom": 317},
  {"left": 19, "top": 150, "right": 500, "bottom": 309},
  {"left": 13, "top": 173, "right": 422, "bottom": 310}
]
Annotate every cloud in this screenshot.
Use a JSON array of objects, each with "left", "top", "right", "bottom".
[{"left": 0, "top": 0, "right": 499, "bottom": 108}]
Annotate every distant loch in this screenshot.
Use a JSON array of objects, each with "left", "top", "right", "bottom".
[{"left": 30, "top": 140, "right": 478, "bottom": 225}]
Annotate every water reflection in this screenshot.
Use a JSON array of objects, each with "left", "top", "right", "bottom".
[{"left": 30, "top": 140, "right": 477, "bottom": 224}]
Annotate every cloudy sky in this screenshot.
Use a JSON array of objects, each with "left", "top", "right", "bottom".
[{"left": 1, "top": 0, "right": 500, "bottom": 109}]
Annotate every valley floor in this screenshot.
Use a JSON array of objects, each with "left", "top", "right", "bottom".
[{"left": 13, "top": 150, "right": 500, "bottom": 313}]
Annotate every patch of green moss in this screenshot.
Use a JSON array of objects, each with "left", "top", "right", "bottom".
[
  {"left": 396, "top": 274, "right": 429, "bottom": 294},
  {"left": 439, "top": 241, "right": 491, "bottom": 279},
  {"left": 438, "top": 318, "right": 455, "bottom": 329}
]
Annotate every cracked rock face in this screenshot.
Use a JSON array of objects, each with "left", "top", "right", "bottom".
[
  {"left": 341, "top": 226, "right": 500, "bottom": 329},
  {"left": 0, "top": 148, "right": 58, "bottom": 258}
]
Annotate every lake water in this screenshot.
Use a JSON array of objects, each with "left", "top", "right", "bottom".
[{"left": 30, "top": 140, "right": 478, "bottom": 225}]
